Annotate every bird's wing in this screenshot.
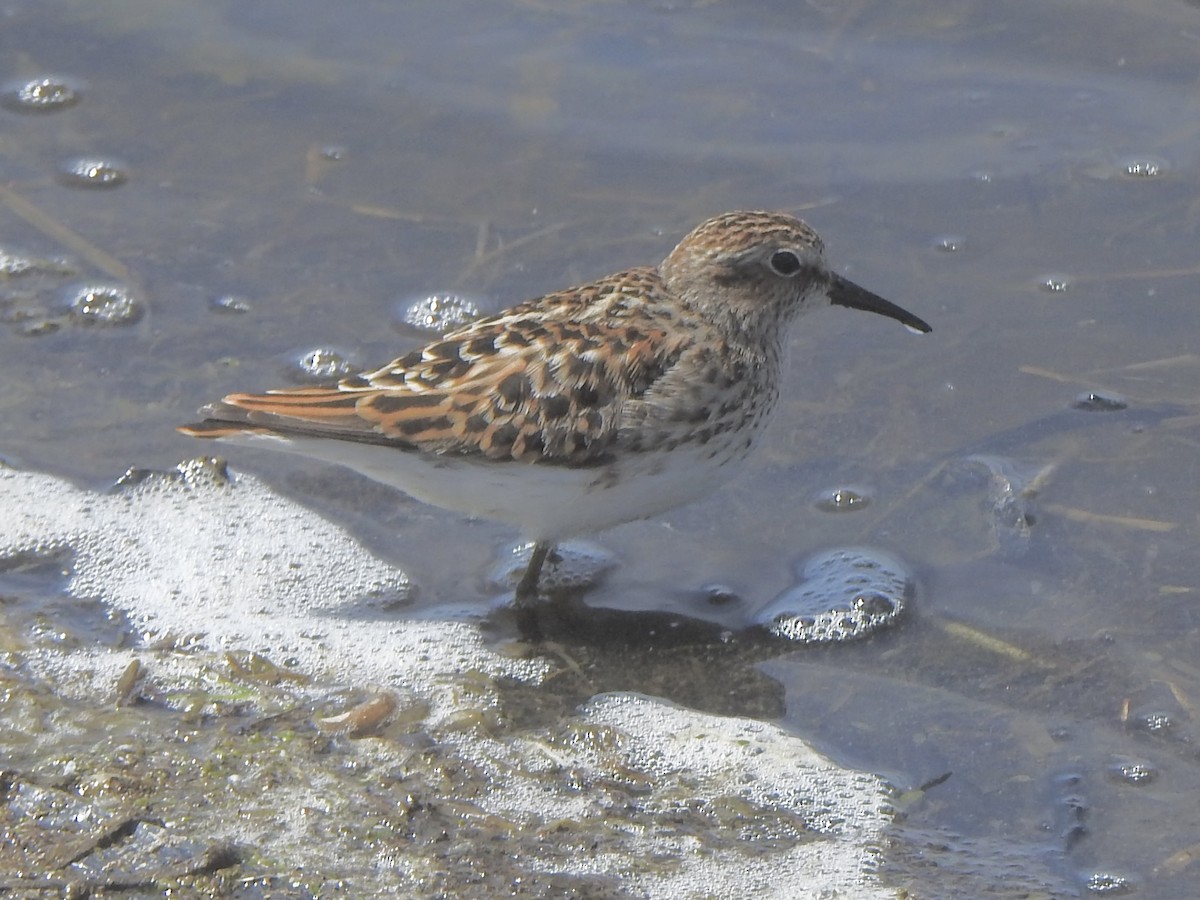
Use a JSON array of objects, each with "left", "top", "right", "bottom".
[{"left": 180, "top": 310, "right": 689, "bottom": 465}]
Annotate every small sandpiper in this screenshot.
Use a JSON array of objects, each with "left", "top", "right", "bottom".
[{"left": 181, "top": 211, "right": 931, "bottom": 632}]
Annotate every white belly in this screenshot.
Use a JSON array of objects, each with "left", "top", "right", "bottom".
[{"left": 213, "top": 431, "right": 749, "bottom": 541}]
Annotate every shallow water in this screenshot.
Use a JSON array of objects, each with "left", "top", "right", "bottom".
[{"left": 1, "top": 0, "right": 1199, "bottom": 895}]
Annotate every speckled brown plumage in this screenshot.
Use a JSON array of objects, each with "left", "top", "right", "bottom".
[{"left": 181, "top": 210, "right": 930, "bottom": 628}]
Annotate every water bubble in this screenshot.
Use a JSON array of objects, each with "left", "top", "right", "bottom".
[
  {"left": 2, "top": 76, "right": 83, "bottom": 113},
  {"left": 209, "top": 294, "right": 252, "bottom": 314},
  {"left": 56, "top": 157, "right": 129, "bottom": 189},
  {"left": 1107, "top": 759, "right": 1155, "bottom": 786},
  {"left": 116, "top": 457, "right": 232, "bottom": 492},
  {"left": 1138, "top": 711, "right": 1173, "bottom": 734},
  {"left": 64, "top": 283, "right": 144, "bottom": 326},
  {"left": 931, "top": 234, "right": 966, "bottom": 253},
  {"left": 399, "top": 294, "right": 482, "bottom": 334},
  {"left": 1073, "top": 391, "right": 1127, "bottom": 412},
  {"left": 1118, "top": 156, "right": 1166, "bottom": 178},
  {"left": 852, "top": 593, "right": 896, "bottom": 616},
  {"left": 813, "top": 486, "right": 872, "bottom": 513},
  {"left": 0, "top": 248, "right": 74, "bottom": 278},
  {"left": 548, "top": 722, "right": 629, "bottom": 754},
  {"left": 1084, "top": 872, "right": 1131, "bottom": 894},
  {"left": 289, "top": 347, "right": 359, "bottom": 382},
  {"left": 0, "top": 251, "right": 35, "bottom": 278},
  {"left": 1036, "top": 273, "right": 1073, "bottom": 293},
  {"left": 756, "top": 547, "right": 911, "bottom": 643}
]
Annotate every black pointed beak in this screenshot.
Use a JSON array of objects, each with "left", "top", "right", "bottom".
[{"left": 829, "top": 273, "right": 931, "bottom": 334}]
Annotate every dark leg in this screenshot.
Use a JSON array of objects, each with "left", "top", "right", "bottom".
[
  {"left": 514, "top": 540, "right": 553, "bottom": 607},
  {"left": 514, "top": 541, "right": 553, "bottom": 642}
]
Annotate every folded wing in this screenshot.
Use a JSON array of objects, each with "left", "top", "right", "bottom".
[{"left": 180, "top": 313, "right": 687, "bottom": 466}]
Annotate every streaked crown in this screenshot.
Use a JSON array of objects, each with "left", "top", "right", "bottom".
[{"left": 658, "top": 210, "right": 832, "bottom": 344}]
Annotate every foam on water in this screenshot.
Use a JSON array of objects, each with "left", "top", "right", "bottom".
[{"left": 0, "top": 457, "right": 896, "bottom": 896}]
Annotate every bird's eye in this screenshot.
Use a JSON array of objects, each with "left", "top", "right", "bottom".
[{"left": 769, "top": 249, "right": 802, "bottom": 277}]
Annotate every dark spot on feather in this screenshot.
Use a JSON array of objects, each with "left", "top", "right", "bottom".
[
  {"left": 575, "top": 384, "right": 601, "bottom": 407},
  {"left": 340, "top": 374, "right": 371, "bottom": 389},
  {"left": 397, "top": 415, "right": 451, "bottom": 437},
  {"left": 427, "top": 340, "right": 463, "bottom": 361},
  {"left": 629, "top": 362, "right": 669, "bottom": 396},
  {"left": 427, "top": 358, "right": 469, "bottom": 380},
  {"left": 504, "top": 330, "right": 531, "bottom": 347},
  {"left": 497, "top": 372, "right": 529, "bottom": 406},
  {"left": 466, "top": 413, "right": 490, "bottom": 433},
  {"left": 564, "top": 354, "right": 590, "bottom": 380},
  {"left": 541, "top": 394, "right": 570, "bottom": 419},
  {"left": 522, "top": 431, "right": 545, "bottom": 456},
  {"left": 464, "top": 336, "right": 494, "bottom": 357},
  {"left": 512, "top": 318, "right": 544, "bottom": 336},
  {"left": 489, "top": 422, "right": 518, "bottom": 450},
  {"left": 369, "top": 393, "right": 444, "bottom": 414}
]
